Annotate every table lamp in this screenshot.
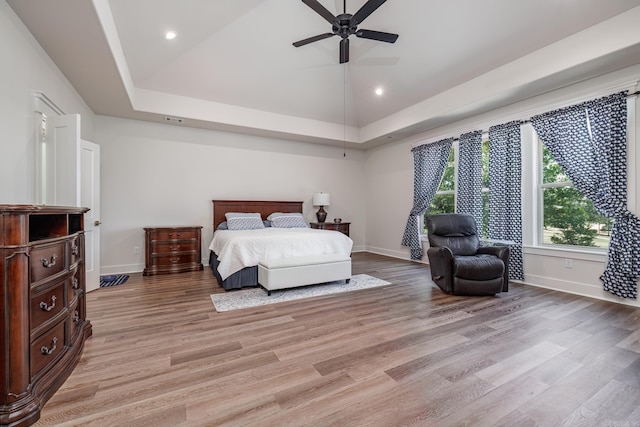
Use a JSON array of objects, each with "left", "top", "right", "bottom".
[{"left": 313, "top": 192, "right": 331, "bottom": 223}]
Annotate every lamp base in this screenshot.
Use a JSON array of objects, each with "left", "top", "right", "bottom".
[{"left": 316, "top": 206, "right": 327, "bottom": 223}]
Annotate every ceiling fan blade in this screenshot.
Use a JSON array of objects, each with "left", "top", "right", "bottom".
[
  {"left": 340, "top": 38, "right": 349, "bottom": 64},
  {"left": 301, "top": 0, "right": 338, "bottom": 25},
  {"left": 293, "top": 33, "right": 335, "bottom": 47},
  {"left": 355, "top": 29, "right": 398, "bottom": 43},
  {"left": 351, "top": 0, "right": 387, "bottom": 27}
]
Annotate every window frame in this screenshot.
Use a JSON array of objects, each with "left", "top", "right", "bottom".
[{"left": 536, "top": 140, "right": 610, "bottom": 252}]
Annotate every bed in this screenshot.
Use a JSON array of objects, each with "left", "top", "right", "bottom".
[{"left": 209, "top": 200, "right": 353, "bottom": 290}]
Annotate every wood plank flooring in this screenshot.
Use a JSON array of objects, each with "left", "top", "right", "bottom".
[{"left": 34, "top": 252, "right": 640, "bottom": 426}]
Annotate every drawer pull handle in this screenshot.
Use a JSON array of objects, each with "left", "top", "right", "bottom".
[
  {"left": 41, "top": 337, "right": 58, "bottom": 356},
  {"left": 170, "top": 244, "right": 180, "bottom": 251},
  {"left": 39, "top": 295, "right": 57, "bottom": 312},
  {"left": 73, "top": 310, "right": 80, "bottom": 323},
  {"left": 72, "top": 277, "right": 79, "bottom": 289},
  {"left": 169, "top": 257, "right": 180, "bottom": 264},
  {"left": 40, "top": 254, "right": 58, "bottom": 268},
  {"left": 168, "top": 232, "right": 181, "bottom": 238},
  {"left": 71, "top": 245, "right": 79, "bottom": 256}
]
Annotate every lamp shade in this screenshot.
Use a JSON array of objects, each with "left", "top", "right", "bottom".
[{"left": 313, "top": 193, "right": 331, "bottom": 206}]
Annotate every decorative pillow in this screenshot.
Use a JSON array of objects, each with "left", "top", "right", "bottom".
[
  {"left": 218, "top": 219, "right": 269, "bottom": 230},
  {"left": 270, "top": 213, "right": 308, "bottom": 228},
  {"left": 227, "top": 216, "right": 265, "bottom": 230},
  {"left": 225, "top": 212, "right": 261, "bottom": 220},
  {"left": 267, "top": 212, "right": 302, "bottom": 221}
]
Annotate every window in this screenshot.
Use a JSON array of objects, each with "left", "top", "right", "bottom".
[
  {"left": 423, "top": 146, "right": 455, "bottom": 233},
  {"left": 422, "top": 140, "right": 490, "bottom": 236},
  {"left": 480, "top": 139, "right": 489, "bottom": 238},
  {"left": 539, "top": 145, "right": 611, "bottom": 248}
]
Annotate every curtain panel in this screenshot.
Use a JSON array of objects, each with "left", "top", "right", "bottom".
[
  {"left": 531, "top": 92, "right": 639, "bottom": 299},
  {"left": 402, "top": 138, "right": 454, "bottom": 260},
  {"left": 456, "top": 130, "right": 483, "bottom": 228},
  {"left": 488, "top": 121, "right": 524, "bottom": 280}
]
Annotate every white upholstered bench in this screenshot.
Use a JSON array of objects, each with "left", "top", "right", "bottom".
[{"left": 258, "top": 254, "right": 351, "bottom": 295}]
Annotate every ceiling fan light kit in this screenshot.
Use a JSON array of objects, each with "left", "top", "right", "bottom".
[{"left": 293, "top": 0, "right": 398, "bottom": 64}]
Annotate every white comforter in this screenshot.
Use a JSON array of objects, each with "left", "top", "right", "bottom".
[{"left": 209, "top": 228, "right": 353, "bottom": 280}]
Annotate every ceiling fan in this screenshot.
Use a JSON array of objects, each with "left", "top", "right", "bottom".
[{"left": 293, "top": 0, "right": 399, "bottom": 64}]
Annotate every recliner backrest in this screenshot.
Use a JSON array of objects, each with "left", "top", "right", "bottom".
[{"left": 425, "top": 214, "right": 480, "bottom": 256}]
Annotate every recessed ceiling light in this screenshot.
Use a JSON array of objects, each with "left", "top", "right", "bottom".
[
  {"left": 375, "top": 87, "right": 384, "bottom": 96},
  {"left": 165, "top": 31, "right": 177, "bottom": 40}
]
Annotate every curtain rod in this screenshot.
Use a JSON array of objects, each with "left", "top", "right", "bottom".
[{"left": 412, "top": 90, "right": 639, "bottom": 147}]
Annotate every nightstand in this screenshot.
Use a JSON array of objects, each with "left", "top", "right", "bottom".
[
  {"left": 143, "top": 226, "right": 203, "bottom": 276},
  {"left": 310, "top": 222, "right": 350, "bottom": 237}
]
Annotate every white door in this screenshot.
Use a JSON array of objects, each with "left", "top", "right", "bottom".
[
  {"left": 81, "top": 140, "right": 101, "bottom": 292},
  {"left": 45, "top": 114, "right": 81, "bottom": 206}
]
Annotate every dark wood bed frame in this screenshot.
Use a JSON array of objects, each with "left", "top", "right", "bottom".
[{"left": 212, "top": 200, "right": 304, "bottom": 230}]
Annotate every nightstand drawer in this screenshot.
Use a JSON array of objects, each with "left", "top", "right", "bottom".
[
  {"left": 152, "top": 240, "right": 198, "bottom": 253},
  {"left": 150, "top": 229, "right": 198, "bottom": 241},
  {"left": 152, "top": 252, "right": 200, "bottom": 267}
]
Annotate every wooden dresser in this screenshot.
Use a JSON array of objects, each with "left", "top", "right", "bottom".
[
  {"left": 0, "top": 205, "right": 92, "bottom": 427},
  {"left": 310, "top": 221, "right": 350, "bottom": 237},
  {"left": 143, "top": 226, "right": 203, "bottom": 276}
]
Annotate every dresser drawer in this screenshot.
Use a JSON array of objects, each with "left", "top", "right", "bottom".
[
  {"left": 68, "top": 298, "right": 83, "bottom": 341},
  {"left": 31, "top": 320, "right": 66, "bottom": 378},
  {"left": 152, "top": 252, "right": 199, "bottom": 267},
  {"left": 152, "top": 240, "right": 198, "bottom": 254},
  {"left": 67, "top": 268, "right": 82, "bottom": 306},
  {"left": 30, "top": 280, "right": 66, "bottom": 334},
  {"left": 150, "top": 229, "right": 198, "bottom": 241},
  {"left": 69, "top": 235, "right": 82, "bottom": 266},
  {"left": 31, "top": 241, "right": 67, "bottom": 283}
]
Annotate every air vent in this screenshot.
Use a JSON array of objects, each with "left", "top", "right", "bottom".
[{"left": 164, "top": 116, "right": 184, "bottom": 124}]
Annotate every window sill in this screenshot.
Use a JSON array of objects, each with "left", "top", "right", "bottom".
[{"left": 524, "top": 244, "right": 607, "bottom": 262}]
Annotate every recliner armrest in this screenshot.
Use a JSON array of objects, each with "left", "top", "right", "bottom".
[
  {"left": 427, "top": 246, "right": 453, "bottom": 276},
  {"left": 427, "top": 246, "right": 455, "bottom": 293},
  {"left": 477, "top": 245, "right": 509, "bottom": 261},
  {"left": 477, "top": 246, "right": 510, "bottom": 291}
]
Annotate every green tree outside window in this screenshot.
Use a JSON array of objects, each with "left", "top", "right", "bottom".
[{"left": 541, "top": 146, "right": 611, "bottom": 248}]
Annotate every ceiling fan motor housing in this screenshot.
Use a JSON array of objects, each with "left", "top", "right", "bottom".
[{"left": 333, "top": 13, "right": 357, "bottom": 38}]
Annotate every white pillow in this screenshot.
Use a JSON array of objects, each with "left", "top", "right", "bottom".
[
  {"left": 225, "top": 212, "right": 261, "bottom": 220},
  {"left": 267, "top": 212, "right": 303, "bottom": 221}
]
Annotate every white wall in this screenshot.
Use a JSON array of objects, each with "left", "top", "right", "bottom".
[
  {"left": 365, "top": 65, "right": 640, "bottom": 307},
  {"left": 95, "top": 116, "right": 366, "bottom": 274},
  {"left": 0, "top": 1, "right": 94, "bottom": 204}
]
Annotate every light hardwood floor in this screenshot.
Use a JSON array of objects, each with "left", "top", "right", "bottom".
[{"left": 34, "top": 252, "right": 640, "bottom": 426}]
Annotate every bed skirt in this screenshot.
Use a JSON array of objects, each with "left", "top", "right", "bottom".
[{"left": 209, "top": 251, "right": 258, "bottom": 290}]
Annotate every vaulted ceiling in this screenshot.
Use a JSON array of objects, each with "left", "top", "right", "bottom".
[{"left": 8, "top": 0, "right": 640, "bottom": 147}]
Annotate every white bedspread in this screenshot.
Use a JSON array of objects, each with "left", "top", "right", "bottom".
[{"left": 209, "top": 228, "right": 353, "bottom": 280}]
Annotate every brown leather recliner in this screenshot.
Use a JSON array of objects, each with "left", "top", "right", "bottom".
[{"left": 425, "top": 213, "right": 509, "bottom": 296}]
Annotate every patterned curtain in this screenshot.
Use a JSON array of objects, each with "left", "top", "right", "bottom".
[
  {"left": 402, "top": 138, "right": 455, "bottom": 260},
  {"left": 531, "top": 92, "right": 639, "bottom": 299},
  {"left": 456, "top": 130, "right": 483, "bottom": 228},
  {"left": 488, "top": 121, "right": 524, "bottom": 280}
]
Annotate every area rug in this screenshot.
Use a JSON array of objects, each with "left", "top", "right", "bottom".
[
  {"left": 210, "top": 274, "right": 390, "bottom": 312},
  {"left": 99, "top": 274, "right": 129, "bottom": 288}
]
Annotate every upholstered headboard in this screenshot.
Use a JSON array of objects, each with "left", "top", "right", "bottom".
[{"left": 212, "top": 200, "right": 303, "bottom": 231}]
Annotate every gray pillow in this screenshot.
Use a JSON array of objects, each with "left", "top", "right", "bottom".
[
  {"left": 270, "top": 213, "right": 308, "bottom": 228},
  {"left": 227, "top": 216, "right": 265, "bottom": 230}
]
